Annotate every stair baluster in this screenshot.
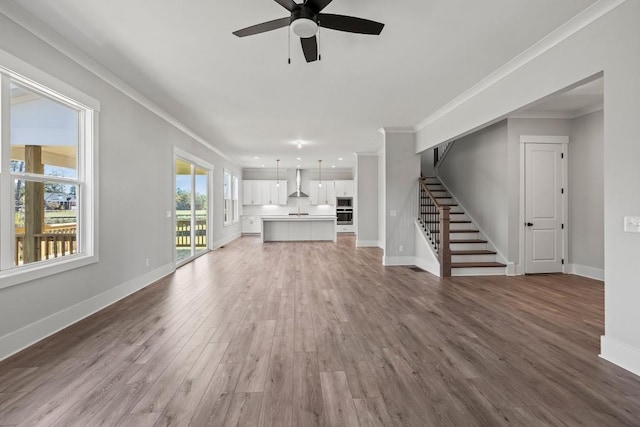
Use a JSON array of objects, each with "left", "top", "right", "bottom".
[{"left": 418, "top": 178, "right": 451, "bottom": 277}]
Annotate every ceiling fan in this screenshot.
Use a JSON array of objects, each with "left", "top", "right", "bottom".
[{"left": 232, "top": 0, "right": 385, "bottom": 63}]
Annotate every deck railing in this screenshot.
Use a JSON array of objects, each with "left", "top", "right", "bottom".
[
  {"left": 14, "top": 224, "right": 77, "bottom": 266},
  {"left": 418, "top": 178, "right": 451, "bottom": 277},
  {"left": 176, "top": 219, "right": 207, "bottom": 247}
]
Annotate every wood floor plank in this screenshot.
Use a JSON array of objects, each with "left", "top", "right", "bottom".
[
  {"left": 224, "top": 392, "right": 263, "bottom": 427},
  {"left": 353, "top": 398, "right": 393, "bottom": 427},
  {"left": 1, "top": 235, "right": 639, "bottom": 427},
  {"left": 190, "top": 363, "right": 243, "bottom": 426},
  {"left": 258, "top": 335, "right": 294, "bottom": 427},
  {"left": 293, "top": 352, "right": 324, "bottom": 427},
  {"left": 130, "top": 327, "right": 216, "bottom": 414},
  {"left": 235, "top": 320, "right": 277, "bottom": 393},
  {"left": 154, "top": 342, "right": 229, "bottom": 426},
  {"left": 319, "top": 371, "right": 359, "bottom": 427}
]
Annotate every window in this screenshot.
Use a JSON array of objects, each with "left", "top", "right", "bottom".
[
  {"left": 232, "top": 175, "right": 239, "bottom": 223},
  {"left": 0, "top": 57, "right": 98, "bottom": 288},
  {"left": 223, "top": 170, "right": 231, "bottom": 226}
]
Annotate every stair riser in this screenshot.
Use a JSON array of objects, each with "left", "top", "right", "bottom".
[
  {"left": 450, "top": 242, "right": 488, "bottom": 251},
  {"left": 450, "top": 223, "right": 472, "bottom": 230},
  {"left": 424, "top": 223, "right": 473, "bottom": 231},
  {"left": 451, "top": 254, "right": 497, "bottom": 263},
  {"left": 449, "top": 232, "right": 480, "bottom": 240},
  {"left": 452, "top": 267, "right": 506, "bottom": 276},
  {"left": 434, "top": 198, "right": 454, "bottom": 204}
]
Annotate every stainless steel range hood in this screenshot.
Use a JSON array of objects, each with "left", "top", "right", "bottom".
[{"left": 288, "top": 168, "right": 308, "bottom": 198}]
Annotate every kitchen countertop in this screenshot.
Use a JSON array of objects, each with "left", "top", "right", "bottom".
[{"left": 261, "top": 215, "right": 337, "bottom": 220}]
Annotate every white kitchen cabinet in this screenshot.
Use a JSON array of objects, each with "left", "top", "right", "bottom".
[
  {"left": 261, "top": 181, "right": 274, "bottom": 205},
  {"left": 277, "top": 181, "right": 288, "bottom": 205},
  {"left": 243, "top": 180, "right": 288, "bottom": 205},
  {"left": 337, "top": 224, "right": 354, "bottom": 233},
  {"left": 241, "top": 215, "right": 261, "bottom": 233},
  {"left": 243, "top": 180, "right": 262, "bottom": 205},
  {"left": 309, "top": 180, "right": 335, "bottom": 205},
  {"left": 334, "top": 180, "right": 354, "bottom": 198}
]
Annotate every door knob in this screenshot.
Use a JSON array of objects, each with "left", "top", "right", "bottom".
[{"left": 525, "top": 222, "right": 534, "bottom": 227}]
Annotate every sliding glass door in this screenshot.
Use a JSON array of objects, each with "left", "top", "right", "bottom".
[{"left": 175, "top": 155, "right": 211, "bottom": 265}]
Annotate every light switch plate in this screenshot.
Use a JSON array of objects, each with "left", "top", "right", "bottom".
[{"left": 624, "top": 216, "right": 640, "bottom": 233}]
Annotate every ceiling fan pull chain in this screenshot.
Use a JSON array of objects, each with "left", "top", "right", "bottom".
[
  {"left": 318, "top": 24, "right": 322, "bottom": 61},
  {"left": 288, "top": 25, "right": 291, "bottom": 64}
]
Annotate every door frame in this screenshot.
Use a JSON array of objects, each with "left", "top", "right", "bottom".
[
  {"left": 518, "top": 135, "right": 569, "bottom": 275},
  {"left": 173, "top": 147, "right": 214, "bottom": 267}
]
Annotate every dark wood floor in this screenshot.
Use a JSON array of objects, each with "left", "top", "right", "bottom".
[{"left": 1, "top": 235, "right": 639, "bottom": 426}]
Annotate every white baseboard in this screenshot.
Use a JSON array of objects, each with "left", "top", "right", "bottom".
[
  {"left": 506, "top": 262, "right": 518, "bottom": 276},
  {"left": 356, "top": 240, "right": 382, "bottom": 248},
  {"left": 213, "top": 232, "right": 241, "bottom": 250},
  {"left": 568, "top": 263, "right": 604, "bottom": 281},
  {"left": 383, "top": 256, "right": 416, "bottom": 266},
  {"left": 0, "top": 262, "right": 175, "bottom": 362},
  {"left": 600, "top": 335, "right": 640, "bottom": 378}
]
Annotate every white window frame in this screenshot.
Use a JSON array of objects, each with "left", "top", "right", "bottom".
[
  {"left": 232, "top": 175, "right": 239, "bottom": 224},
  {"left": 223, "top": 169, "right": 232, "bottom": 226},
  {"left": 0, "top": 49, "right": 99, "bottom": 290}
]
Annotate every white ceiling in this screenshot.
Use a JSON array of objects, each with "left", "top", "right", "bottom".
[
  {"left": 515, "top": 77, "right": 604, "bottom": 118},
  {"left": 8, "top": 0, "right": 598, "bottom": 169}
]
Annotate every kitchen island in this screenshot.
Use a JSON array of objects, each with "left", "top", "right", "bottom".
[{"left": 262, "top": 215, "right": 337, "bottom": 242}]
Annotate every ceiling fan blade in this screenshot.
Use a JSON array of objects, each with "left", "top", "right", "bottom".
[
  {"left": 300, "top": 36, "right": 318, "bottom": 62},
  {"left": 304, "top": 0, "right": 334, "bottom": 12},
  {"left": 318, "top": 14, "right": 384, "bottom": 35},
  {"left": 233, "top": 17, "right": 290, "bottom": 37},
  {"left": 274, "top": 0, "right": 298, "bottom": 12}
]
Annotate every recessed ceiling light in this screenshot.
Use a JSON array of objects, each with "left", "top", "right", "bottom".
[
  {"left": 261, "top": 164, "right": 265, "bottom": 167},
  {"left": 254, "top": 156, "right": 259, "bottom": 160},
  {"left": 331, "top": 165, "right": 336, "bottom": 168},
  {"left": 296, "top": 157, "right": 302, "bottom": 160},
  {"left": 338, "top": 157, "right": 343, "bottom": 161},
  {"left": 297, "top": 165, "right": 301, "bottom": 168}
]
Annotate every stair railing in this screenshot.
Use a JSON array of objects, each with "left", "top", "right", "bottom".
[{"left": 418, "top": 178, "right": 451, "bottom": 277}]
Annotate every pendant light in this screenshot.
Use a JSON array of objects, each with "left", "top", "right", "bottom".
[
  {"left": 276, "top": 159, "right": 280, "bottom": 187},
  {"left": 318, "top": 160, "right": 322, "bottom": 188}
]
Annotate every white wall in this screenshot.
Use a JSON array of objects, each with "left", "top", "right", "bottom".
[
  {"left": 383, "top": 130, "right": 420, "bottom": 264},
  {"left": 569, "top": 110, "right": 604, "bottom": 274},
  {"left": 355, "top": 155, "right": 379, "bottom": 246},
  {"left": 0, "top": 13, "right": 241, "bottom": 360},
  {"left": 415, "top": 0, "right": 640, "bottom": 375},
  {"left": 438, "top": 121, "right": 509, "bottom": 256}
]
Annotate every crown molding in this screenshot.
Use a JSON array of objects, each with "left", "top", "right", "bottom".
[
  {"left": 509, "top": 101, "right": 604, "bottom": 120},
  {"left": 415, "top": 0, "right": 627, "bottom": 131},
  {"left": 571, "top": 101, "right": 604, "bottom": 119},
  {"left": 0, "top": 1, "right": 236, "bottom": 165}
]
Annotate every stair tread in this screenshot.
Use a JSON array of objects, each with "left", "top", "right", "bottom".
[
  {"left": 449, "top": 229, "right": 478, "bottom": 233},
  {"left": 451, "top": 262, "right": 506, "bottom": 268},
  {"left": 451, "top": 250, "right": 497, "bottom": 255},
  {"left": 449, "top": 239, "right": 488, "bottom": 243}
]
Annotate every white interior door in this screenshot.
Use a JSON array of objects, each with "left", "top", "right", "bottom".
[{"left": 525, "top": 143, "right": 564, "bottom": 273}]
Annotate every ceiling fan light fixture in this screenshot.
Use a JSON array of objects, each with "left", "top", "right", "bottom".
[{"left": 291, "top": 18, "right": 318, "bottom": 38}]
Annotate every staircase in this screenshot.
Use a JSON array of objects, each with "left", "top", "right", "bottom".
[{"left": 418, "top": 177, "right": 506, "bottom": 276}]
